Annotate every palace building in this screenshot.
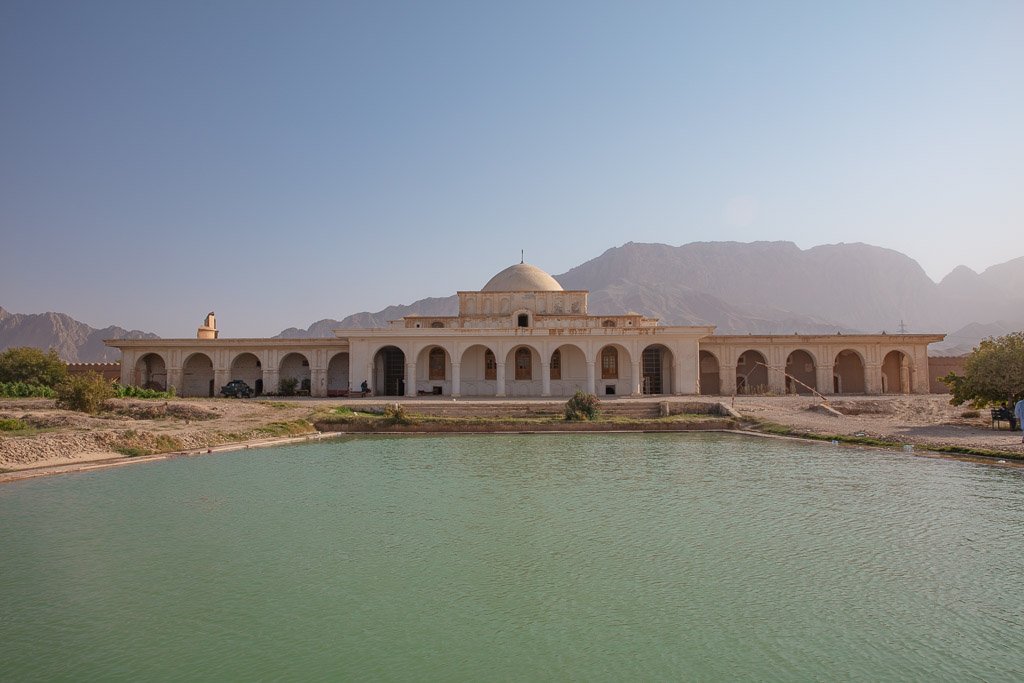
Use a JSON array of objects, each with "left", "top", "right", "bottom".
[{"left": 106, "top": 262, "right": 943, "bottom": 398}]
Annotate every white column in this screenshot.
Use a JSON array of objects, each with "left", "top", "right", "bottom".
[
  {"left": 631, "top": 359, "right": 642, "bottom": 396},
  {"left": 167, "top": 367, "right": 183, "bottom": 395},
  {"left": 586, "top": 361, "right": 596, "bottom": 395},
  {"left": 495, "top": 362, "right": 506, "bottom": 397},
  {"left": 541, "top": 362, "right": 551, "bottom": 397},
  {"left": 721, "top": 363, "right": 737, "bottom": 395},
  {"left": 816, "top": 362, "right": 834, "bottom": 395},
  {"left": 451, "top": 362, "right": 461, "bottom": 397},
  {"left": 365, "top": 362, "right": 374, "bottom": 394},
  {"left": 311, "top": 368, "right": 327, "bottom": 397},
  {"left": 214, "top": 367, "right": 230, "bottom": 394},
  {"left": 405, "top": 362, "right": 416, "bottom": 397},
  {"left": 865, "top": 363, "right": 881, "bottom": 394}
]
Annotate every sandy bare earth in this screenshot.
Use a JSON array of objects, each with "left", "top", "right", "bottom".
[
  {"left": 729, "top": 394, "right": 1024, "bottom": 456},
  {"left": 0, "top": 398, "right": 318, "bottom": 471},
  {"left": 1, "top": 394, "right": 1022, "bottom": 474}
]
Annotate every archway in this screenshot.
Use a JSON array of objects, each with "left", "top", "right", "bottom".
[
  {"left": 641, "top": 344, "right": 673, "bottom": 394},
  {"left": 416, "top": 345, "right": 451, "bottom": 395},
  {"left": 182, "top": 353, "right": 214, "bottom": 397},
  {"left": 784, "top": 350, "right": 817, "bottom": 395},
  {"left": 133, "top": 353, "right": 166, "bottom": 390},
  {"left": 458, "top": 344, "right": 497, "bottom": 397},
  {"left": 549, "top": 344, "right": 586, "bottom": 396},
  {"left": 699, "top": 350, "right": 720, "bottom": 395},
  {"left": 279, "top": 353, "right": 311, "bottom": 395},
  {"left": 504, "top": 345, "right": 539, "bottom": 396},
  {"left": 327, "top": 352, "right": 350, "bottom": 397},
  {"left": 596, "top": 344, "right": 631, "bottom": 396},
  {"left": 881, "top": 350, "right": 911, "bottom": 394},
  {"left": 833, "top": 349, "right": 866, "bottom": 394},
  {"left": 230, "top": 353, "right": 262, "bottom": 395},
  {"left": 736, "top": 350, "right": 768, "bottom": 395},
  {"left": 373, "top": 346, "right": 405, "bottom": 396}
]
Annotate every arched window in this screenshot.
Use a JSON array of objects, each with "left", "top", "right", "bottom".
[
  {"left": 550, "top": 349, "right": 561, "bottom": 380},
  {"left": 484, "top": 349, "right": 496, "bottom": 380},
  {"left": 515, "top": 348, "right": 532, "bottom": 380},
  {"left": 430, "top": 321, "right": 444, "bottom": 328},
  {"left": 429, "top": 347, "right": 445, "bottom": 380},
  {"left": 601, "top": 347, "right": 618, "bottom": 379},
  {"left": 602, "top": 319, "right": 616, "bottom": 328}
]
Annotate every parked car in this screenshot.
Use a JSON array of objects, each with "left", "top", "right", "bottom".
[{"left": 220, "top": 380, "right": 253, "bottom": 398}]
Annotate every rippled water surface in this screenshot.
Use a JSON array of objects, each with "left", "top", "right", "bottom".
[{"left": 2, "top": 433, "right": 1023, "bottom": 681}]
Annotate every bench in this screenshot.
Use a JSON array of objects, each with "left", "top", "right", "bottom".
[
  {"left": 991, "top": 408, "right": 1017, "bottom": 430},
  {"left": 326, "top": 389, "right": 371, "bottom": 398}
]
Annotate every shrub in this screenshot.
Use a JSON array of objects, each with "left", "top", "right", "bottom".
[
  {"left": 382, "top": 403, "right": 412, "bottom": 425},
  {"left": 114, "top": 384, "right": 174, "bottom": 399},
  {"left": 279, "top": 378, "right": 299, "bottom": 396},
  {"left": 0, "top": 347, "right": 67, "bottom": 387},
  {"left": 55, "top": 372, "right": 115, "bottom": 414},
  {"left": 0, "top": 418, "right": 28, "bottom": 431},
  {"left": 0, "top": 381, "right": 56, "bottom": 398},
  {"left": 564, "top": 390, "right": 600, "bottom": 421}
]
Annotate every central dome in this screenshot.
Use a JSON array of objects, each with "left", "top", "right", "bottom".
[{"left": 481, "top": 263, "right": 563, "bottom": 292}]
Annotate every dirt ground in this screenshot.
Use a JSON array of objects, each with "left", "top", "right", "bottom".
[{"left": 1, "top": 394, "right": 1022, "bottom": 474}]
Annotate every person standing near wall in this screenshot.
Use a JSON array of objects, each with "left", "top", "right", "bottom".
[{"left": 1015, "top": 398, "right": 1024, "bottom": 443}]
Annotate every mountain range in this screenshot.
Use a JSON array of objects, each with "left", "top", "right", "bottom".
[
  {"left": 4, "top": 241, "right": 1023, "bottom": 361},
  {"left": 0, "top": 307, "right": 157, "bottom": 363},
  {"left": 276, "top": 242, "right": 1024, "bottom": 356}
]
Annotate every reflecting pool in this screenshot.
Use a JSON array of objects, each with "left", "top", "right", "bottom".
[{"left": 2, "top": 433, "right": 1022, "bottom": 680}]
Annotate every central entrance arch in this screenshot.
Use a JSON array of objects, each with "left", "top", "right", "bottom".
[
  {"left": 182, "top": 352, "right": 214, "bottom": 397},
  {"left": 641, "top": 344, "right": 673, "bottom": 394},
  {"left": 881, "top": 350, "right": 911, "bottom": 393},
  {"left": 374, "top": 346, "right": 406, "bottom": 396}
]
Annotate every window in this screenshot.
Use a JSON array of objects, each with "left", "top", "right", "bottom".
[
  {"left": 429, "top": 347, "right": 445, "bottom": 380},
  {"left": 517, "top": 314, "right": 529, "bottom": 328},
  {"left": 431, "top": 321, "right": 444, "bottom": 328},
  {"left": 484, "top": 349, "right": 496, "bottom": 380},
  {"left": 550, "top": 349, "right": 561, "bottom": 380},
  {"left": 602, "top": 319, "right": 616, "bottom": 327},
  {"left": 601, "top": 347, "right": 618, "bottom": 379},
  {"left": 515, "top": 347, "right": 532, "bottom": 380}
]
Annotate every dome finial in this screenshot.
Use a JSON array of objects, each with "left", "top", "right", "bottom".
[{"left": 520, "top": 249, "right": 524, "bottom": 264}]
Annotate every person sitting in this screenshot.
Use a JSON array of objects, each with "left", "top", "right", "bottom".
[
  {"left": 998, "top": 402, "right": 1017, "bottom": 431},
  {"left": 360, "top": 380, "right": 370, "bottom": 395}
]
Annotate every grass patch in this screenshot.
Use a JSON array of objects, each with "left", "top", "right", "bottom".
[
  {"left": 253, "top": 420, "right": 315, "bottom": 437},
  {"left": 0, "top": 418, "right": 29, "bottom": 431},
  {"left": 259, "top": 401, "right": 293, "bottom": 409},
  {"left": 110, "top": 431, "right": 185, "bottom": 457}
]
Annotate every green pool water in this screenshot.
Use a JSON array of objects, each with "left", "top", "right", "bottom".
[{"left": 2, "top": 433, "right": 1022, "bottom": 681}]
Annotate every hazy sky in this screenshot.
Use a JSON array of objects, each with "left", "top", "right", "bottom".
[{"left": 2, "top": 1, "right": 1021, "bottom": 337}]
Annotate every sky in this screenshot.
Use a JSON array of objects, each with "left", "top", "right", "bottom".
[{"left": 2, "top": 1, "right": 1021, "bottom": 337}]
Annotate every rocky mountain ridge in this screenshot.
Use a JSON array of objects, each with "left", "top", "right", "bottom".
[
  {"left": 0, "top": 307, "right": 158, "bottom": 363},
  {"left": 4, "top": 242, "right": 1022, "bottom": 360}
]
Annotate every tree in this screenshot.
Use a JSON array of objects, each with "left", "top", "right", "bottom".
[
  {"left": 0, "top": 347, "right": 67, "bottom": 387},
  {"left": 942, "top": 331, "right": 1024, "bottom": 407}
]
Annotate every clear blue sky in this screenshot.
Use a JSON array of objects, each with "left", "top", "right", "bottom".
[{"left": 2, "top": 1, "right": 1021, "bottom": 337}]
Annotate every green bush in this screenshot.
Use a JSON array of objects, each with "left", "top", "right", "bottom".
[
  {"left": 564, "top": 390, "right": 600, "bottom": 421},
  {"left": 279, "top": 378, "right": 299, "bottom": 396},
  {"left": 55, "top": 372, "right": 116, "bottom": 414},
  {"left": 0, "top": 418, "right": 29, "bottom": 431},
  {"left": 382, "top": 403, "right": 412, "bottom": 425},
  {"left": 114, "top": 384, "right": 174, "bottom": 399},
  {"left": 0, "top": 381, "right": 56, "bottom": 398},
  {"left": 0, "top": 347, "right": 67, "bottom": 387}
]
